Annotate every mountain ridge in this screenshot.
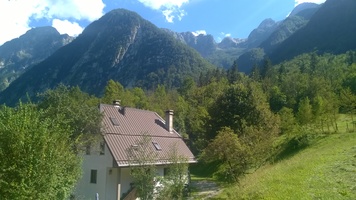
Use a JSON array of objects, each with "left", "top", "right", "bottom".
[
  {"left": 0, "top": 9, "right": 214, "bottom": 106},
  {"left": 269, "top": 0, "right": 356, "bottom": 63},
  {"left": 0, "top": 26, "right": 73, "bottom": 91}
]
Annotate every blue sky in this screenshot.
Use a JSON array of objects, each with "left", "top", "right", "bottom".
[{"left": 0, "top": 0, "right": 326, "bottom": 45}]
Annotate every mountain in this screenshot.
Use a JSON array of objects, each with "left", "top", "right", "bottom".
[
  {"left": 259, "top": 16, "right": 309, "bottom": 54},
  {"left": 244, "top": 18, "right": 279, "bottom": 49},
  {"left": 163, "top": 30, "right": 217, "bottom": 57},
  {"left": 165, "top": 18, "right": 278, "bottom": 69},
  {"left": 0, "top": 27, "right": 73, "bottom": 91},
  {"left": 163, "top": 17, "right": 280, "bottom": 70},
  {"left": 237, "top": 3, "right": 321, "bottom": 73},
  {"left": 260, "top": 3, "right": 321, "bottom": 53},
  {"left": 217, "top": 37, "right": 246, "bottom": 49},
  {"left": 289, "top": 2, "right": 320, "bottom": 17},
  {"left": 0, "top": 9, "right": 214, "bottom": 106},
  {"left": 269, "top": 0, "right": 356, "bottom": 63}
]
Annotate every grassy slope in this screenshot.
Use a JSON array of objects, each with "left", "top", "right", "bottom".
[{"left": 215, "top": 131, "right": 356, "bottom": 199}]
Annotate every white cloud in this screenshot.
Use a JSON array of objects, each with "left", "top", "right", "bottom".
[
  {"left": 294, "top": 0, "right": 326, "bottom": 7},
  {"left": 220, "top": 32, "right": 231, "bottom": 38},
  {"left": 52, "top": 19, "right": 84, "bottom": 36},
  {"left": 163, "top": 9, "right": 175, "bottom": 23},
  {"left": 0, "top": 0, "right": 105, "bottom": 45},
  {"left": 138, "top": 0, "right": 189, "bottom": 10},
  {"left": 192, "top": 30, "right": 207, "bottom": 36},
  {"left": 44, "top": 0, "right": 105, "bottom": 21},
  {"left": 138, "top": 0, "right": 189, "bottom": 23}
]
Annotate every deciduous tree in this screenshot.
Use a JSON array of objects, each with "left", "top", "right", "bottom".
[
  {"left": 201, "top": 127, "right": 250, "bottom": 182},
  {"left": 0, "top": 103, "right": 81, "bottom": 199}
]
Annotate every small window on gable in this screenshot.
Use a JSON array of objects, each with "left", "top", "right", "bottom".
[
  {"left": 90, "top": 170, "right": 97, "bottom": 184},
  {"left": 152, "top": 141, "right": 162, "bottom": 151},
  {"left": 131, "top": 144, "right": 138, "bottom": 150},
  {"left": 110, "top": 117, "right": 120, "bottom": 126}
]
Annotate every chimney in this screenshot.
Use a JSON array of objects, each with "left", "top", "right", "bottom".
[
  {"left": 165, "top": 110, "right": 174, "bottom": 133},
  {"left": 113, "top": 100, "right": 121, "bottom": 108}
]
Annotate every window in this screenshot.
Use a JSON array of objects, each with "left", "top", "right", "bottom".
[
  {"left": 109, "top": 117, "right": 120, "bottom": 126},
  {"left": 100, "top": 142, "right": 105, "bottom": 155},
  {"left": 90, "top": 170, "right": 97, "bottom": 184},
  {"left": 152, "top": 141, "right": 162, "bottom": 151},
  {"left": 131, "top": 144, "right": 138, "bottom": 150}
]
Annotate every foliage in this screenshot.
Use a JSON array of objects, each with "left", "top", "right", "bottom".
[
  {"left": 126, "top": 134, "right": 157, "bottom": 200},
  {"left": 207, "top": 82, "right": 280, "bottom": 167},
  {"left": 296, "top": 97, "right": 313, "bottom": 126},
  {"left": 126, "top": 134, "right": 190, "bottom": 200},
  {"left": 200, "top": 127, "right": 250, "bottom": 182},
  {"left": 156, "top": 146, "right": 189, "bottom": 200},
  {"left": 339, "top": 87, "right": 356, "bottom": 121},
  {"left": 0, "top": 103, "right": 81, "bottom": 200},
  {"left": 102, "top": 79, "right": 124, "bottom": 104},
  {"left": 36, "top": 84, "right": 103, "bottom": 152}
]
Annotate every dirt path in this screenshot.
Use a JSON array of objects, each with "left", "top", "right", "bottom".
[{"left": 188, "top": 180, "right": 221, "bottom": 199}]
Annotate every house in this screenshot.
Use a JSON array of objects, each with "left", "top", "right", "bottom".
[{"left": 74, "top": 101, "right": 197, "bottom": 200}]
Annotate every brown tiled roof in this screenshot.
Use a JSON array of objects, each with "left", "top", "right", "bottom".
[{"left": 100, "top": 104, "right": 196, "bottom": 167}]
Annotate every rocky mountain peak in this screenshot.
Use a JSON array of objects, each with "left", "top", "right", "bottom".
[
  {"left": 0, "top": 26, "right": 73, "bottom": 91},
  {"left": 218, "top": 37, "right": 246, "bottom": 49},
  {"left": 257, "top": 18, "right": 277, "bottom": 30},
  {"left": 289, "top": 3, "right": 320, "bottom": 17},
  {"left": 246, "top": 18, "right": 278, "bottom": 48}
]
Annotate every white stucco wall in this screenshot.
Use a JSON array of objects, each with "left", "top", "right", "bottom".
[
  {"left": 119, "top": 167, "right": 135, "bottom": 197},
  {"left": 74, "top": 141, "right": 170, "bottom": 200},
  {"left": 74, "top": 142, "right": 118, "bottom": 200}
]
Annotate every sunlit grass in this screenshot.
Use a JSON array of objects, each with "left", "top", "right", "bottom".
[{"left": 215, "top": 132, "right": 356, "bottom": 199}]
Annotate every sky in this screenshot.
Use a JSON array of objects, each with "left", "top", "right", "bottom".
[{"left": 0, "top": 0, "right": 326, "bottom": 45}]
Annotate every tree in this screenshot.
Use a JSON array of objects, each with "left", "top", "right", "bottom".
[
  {"left": 278, "top": 107, "right": 298, "bottom": 135},
  {"left": 0, "top": 103, "right": 81, "bottom": 199},
  {"left": 340, "top": 88, "right": 356, "bottom": 125},
  {"left": 37, "top": 85, "right": 103, "bottom": 151},
  {"left": 129, "top": 87, "right": 150, "bottom": 109},
  {"left": 269, "top": 86, "right": 287, "bottom": 113},
  {"left": 126, "top": 133, "right": 191, "bottom": 200},
  {"left": 201, "top": 127, "right": 250, "bottom": 182},
  {"left": 296, "top": 97, "right": 313, "bottom": 127},
  {"left": 227, "top": 61, "right": 240, "bottom": 84},
  {"left": 208, "top": 82, "right": 279, "bottom": 139},
  {"left": 207, "top": 82, "right": 280, "bottom": 167},
  {"left": 177, "top": 77, "right": 196, "bottom": 98},
  {"left": 126, "top": 134, "right": 157, "bottom": 200},
  {"left": 102, "top": 79, "right": 124, "bottom": 104},
  {"left": 157, "top": 146, "right": 189, "bottom": 200},
  {"left": 261, "top": 57, "right": 273, "bottom": 79}
]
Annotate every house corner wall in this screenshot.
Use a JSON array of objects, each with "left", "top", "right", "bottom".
[{"left": 73, "top": 143, "right": 118, "bottom": 200}]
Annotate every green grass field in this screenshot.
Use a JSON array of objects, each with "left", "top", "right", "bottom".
[{"left": 213, "top": 130, "right": 356, "bottom": 200}]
